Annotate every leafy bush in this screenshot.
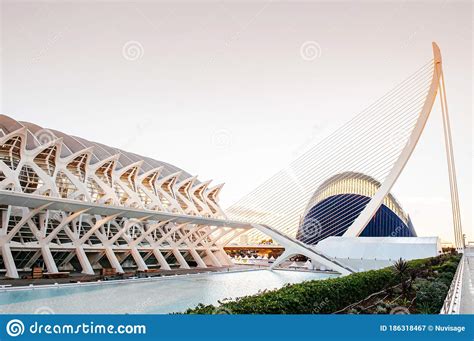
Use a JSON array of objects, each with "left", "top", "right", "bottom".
[
  {"left": 183, "top": 254, "right": 460, "bottom": 314},
  {"left": 437, "top": 272, "right": 455, "bottom": 287},
  {"left": 406, "top": 258, "right": 430, "bottom": 270},
  {"left": 185, "top": 268, "right": 396, "bottom": 314},
  {"left": 437, "top": 261, "right": 459, "bottom": 275},
  {"left": 415, "top": 279, "right": 449, "bottom": 314}
]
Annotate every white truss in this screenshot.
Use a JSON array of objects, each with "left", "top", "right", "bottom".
[{"left": 0, "top": 122, "right": 236, "bottom": 278}]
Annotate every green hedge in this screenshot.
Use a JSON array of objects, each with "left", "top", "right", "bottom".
[{"left": 184, "top": 254, "right": 460, "bottom": 314}]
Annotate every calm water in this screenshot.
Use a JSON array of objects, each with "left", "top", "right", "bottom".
[{"left": 0, "top": 270, "right": 336, "bottom": 314}]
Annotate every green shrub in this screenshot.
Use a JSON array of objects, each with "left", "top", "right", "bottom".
[
  {"left": 437, "top": 271, "right": 455, "bottom": 287},
  {"left": 185, "top": 268, "right": 396, "bottom": 314},
  {"left": 183, "top": 254, "right": 460, "bottom": 314},
  {"left": 415, "top": 279, "right": 449, "bottom": 313},
  {"left": 437, "top": 261, "right": 458, "bottom": 275}
]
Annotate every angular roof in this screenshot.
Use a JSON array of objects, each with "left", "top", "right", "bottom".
[{"left": 0, "top": 114, "right": 194, "bottom": 180}]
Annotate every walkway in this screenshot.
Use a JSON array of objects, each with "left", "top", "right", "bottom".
[
  {"left": 0, "top": 266, "right": 233, "bottom": 288},
  {"left": 460, "top": 247, "right": 474, "bottom": 313}
]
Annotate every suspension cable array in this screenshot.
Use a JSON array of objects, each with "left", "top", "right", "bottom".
[{"left": 226, "top": 60, "right": 438, "bottom": 244}]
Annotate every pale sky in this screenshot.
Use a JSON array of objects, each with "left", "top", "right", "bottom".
[{"left": 0, "top": 0, "right": 472, "bottom": 243}]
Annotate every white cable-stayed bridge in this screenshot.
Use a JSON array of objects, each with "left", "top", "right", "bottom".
[{"left": 0, "top": 43, "right": 464, "bottom": 281}]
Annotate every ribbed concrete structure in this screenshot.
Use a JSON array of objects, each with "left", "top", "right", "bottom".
[{"left": 0, "top": 114, "right": 234, "bottom": 278}]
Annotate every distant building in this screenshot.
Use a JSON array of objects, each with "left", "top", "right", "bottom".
[{"left": 297, "top": 172, "right": 416, "bottom": 245}]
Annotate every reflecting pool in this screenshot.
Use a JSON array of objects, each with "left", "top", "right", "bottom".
[{"left": 0, "top": 270, "right": 336, "bottom": 314}]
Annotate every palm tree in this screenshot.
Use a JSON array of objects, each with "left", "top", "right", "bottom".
[{"left": 392, "top": 258, "right": 409, "bottom": 296}]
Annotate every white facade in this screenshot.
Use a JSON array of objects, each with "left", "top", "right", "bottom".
[
  {"left": 0, "top": 115, "right": 245, "bottom": 278},
  {"left": 313, "top": 236, "right": 442, "bottom": 271}
]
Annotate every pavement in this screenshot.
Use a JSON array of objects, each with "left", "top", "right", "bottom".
[
  {"left": 0, "top": 266, "right": 235, "bottom": 288},
  {"left": 460, "top": 247, "right": 474, "bottom": 314}
]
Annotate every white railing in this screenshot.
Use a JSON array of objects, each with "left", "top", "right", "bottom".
[{"left": 440, "top": 254, "right": 464, "bottom": 314}]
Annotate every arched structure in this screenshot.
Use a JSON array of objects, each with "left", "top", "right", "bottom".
[
  {"left": 296, "top": 172, "right": 416, "bottom": 245},
  {"left": 226, "top": 42, "right": 464, "bottom": 267},
  {"left": 343, "top": 44, "right": 442, "bottom": 238},
  {"left": 343, "top": 43, "right": 463, "bottom": 251}
]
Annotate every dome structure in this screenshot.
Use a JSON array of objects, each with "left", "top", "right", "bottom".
[{"left": 296, "top": 172, "right": 416, "bottom": 245}]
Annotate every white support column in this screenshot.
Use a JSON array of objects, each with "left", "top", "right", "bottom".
[
  {"left": 75, "top": 246, "right": 94, "bottom": 275},
  {"left": 189, "top": 249, "right": 207, "bottom": 268},
  {"left": 215, "top": 249, "right": 232, "bottom": 266},
  {"left": 270, "top": 249, "right": 297, "bottom": 269},
  {"left": 152, "top": 249, "right": 171, "bottom": 270},
  {"left": 1, "top": 244, "right": 19, "bottom": 279},
  {"left": 172, "top": 248, "right": 190, "bottom": 269},
  {"left": 251, "top": 224, "right": 352, "bottom": 275},
  {"left": 130, "top": 247, "right": 148, "bottom": 271},
  {"left": 1, "top": 206, "right": 11, "bottom": 236},
  {"left": 41, "top": 245, "right": 59, "bottom": 273},
  {"left": 205, "top": 249, "right": 222, "bottom": 267},
  {"left": 104, "top": 247, "right": 124, "bottom": 273}
]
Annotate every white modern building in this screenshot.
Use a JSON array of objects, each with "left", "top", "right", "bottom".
[
  {"left": 0, "top": 43, "right": 464, "bottom": 279},
  {"left": 314, "top": 237, "right": 442, "bottom": 271},
  {"left": 0, "top": 114, "right": 242, "bottom": 278}
]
